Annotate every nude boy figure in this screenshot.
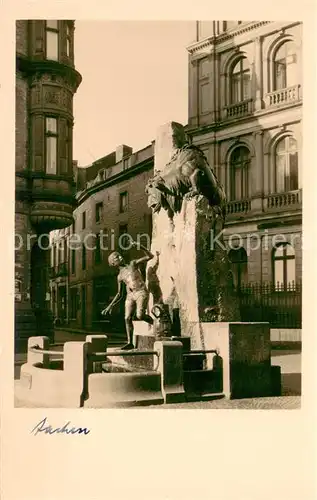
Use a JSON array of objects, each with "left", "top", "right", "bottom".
[{"left": 101, "top": 241, "right": 154, "bottom": 350}]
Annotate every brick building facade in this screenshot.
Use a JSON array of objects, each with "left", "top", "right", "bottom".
[
  {"left": 15, "top": 20, "right": 82, "bottom": 349},
  {"left": 50, "top": 144, "right": 153, "bottom": 333}
]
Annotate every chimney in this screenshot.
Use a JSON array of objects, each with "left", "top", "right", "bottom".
[{"left": 115, "top": 144, "right": 133, "bottom": 163}]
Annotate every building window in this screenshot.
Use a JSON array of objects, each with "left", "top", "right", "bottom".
[
  {"left": 63, "top": 238, "right": 68, "bottom": 264},
  {"left": 52, "top": 288, "right": 57, "bottom": 315},
  {"left": 230, "top": 57, "right": 251, "bottom": 104},
  {"left": 119, "top": 192, "right": 128, "bottom": 213},
  {"left": 45, "top": 117, "right": 58, "bottom": 174},
  {"left": 273, "top": 243, "right": 295, "bottom": 290},
  {"left": 274, "top": 41, "right": 297, "bottom": 90},
  {"left": 229, "top": 247, "right": 248, "bottom": 289},
  {"left": 94, "top": 234, "right": 101, "bottom": 265},
  {"left": 95, "top": 202, "right": 103, "bottom": 223},
  {"left": 119, "top": 224, "right": 130, "bottom": 249},
  {"left": 70, "top": 287, "right": 78, "bottom": 319},
  {"left": 58, "top": 237, "right": 64, "bottom": 264},
  {"left": 54, "top": 244, "right": 58, "bottom": 267},
  {"left": 65, "top": 120, "right": 71, "bottom": 175},
  {"left": 230, "top": 146, "right": 250, "bottom": 200},
  {"left": 198, "top": 58, "right": 211, "bottom": 114},
  {"left": 82, "top": 245, "right": 86, "bottom": 270},
  {"left": 66, "top": 23, "right": 71, "bottom": 57},
  {"left": 71, "top": 249, "right": 76, "bottom": 274},
  {"left": 51, "top": 243, "right": 55, "bottom": 268},
  {"left": 275, "top": 136, "right": 298, "bottom": 193},
  {"left": 82, "top": 211, "right": 86, "bottom": 229},
  {"left": 46, "top": 20, "right": 59, "bottom": 61}
]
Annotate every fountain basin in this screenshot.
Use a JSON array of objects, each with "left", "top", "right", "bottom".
[{"left": 84, "top": 371, "right": 164, "bottom": 408}]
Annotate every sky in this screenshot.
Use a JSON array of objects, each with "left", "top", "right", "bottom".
[{"left": 73, "top": 20, "right": 197, "bottom": 166}]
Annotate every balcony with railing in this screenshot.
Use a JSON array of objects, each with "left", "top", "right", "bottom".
[
  {"left": 226, "top": 199, "right": 251, "bottom": 217},
  {"left": 265, "top": 84, "right": 301, "bottom": 108},
  {"left": 264, "top": 189, "right": 302, "bottom": 211},
  {"left": 224, "top": 99, "right": 253, "bottom": 120}
]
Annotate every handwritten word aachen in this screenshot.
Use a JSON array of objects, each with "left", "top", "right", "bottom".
[{"left": 31, "top": 417, "right": 90, "bottom": 436}]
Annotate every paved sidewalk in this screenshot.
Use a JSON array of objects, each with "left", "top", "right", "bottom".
[
  {"left": 145, "top": 396, "right": 300, "bottom": 410},
  {"left": 14, "top": 380, "right": 300, "bottom": 409}
]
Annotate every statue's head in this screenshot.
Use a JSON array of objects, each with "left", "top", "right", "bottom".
[
  {"left": 171, "top": 123, "right": 187, "bottom": 149},
  {"left": 145, "top": 177, "right": 165, "bottom": 214},
  {"left": 108, "top": 251, "right": 124, "bottom": 267}
]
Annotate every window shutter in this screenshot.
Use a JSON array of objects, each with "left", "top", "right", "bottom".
[
  {"left": 32, "top": 115, "right": 44, "bottom": 171},
  {"left": 59, "top": 118, "right": 68, "bottom": 175}
]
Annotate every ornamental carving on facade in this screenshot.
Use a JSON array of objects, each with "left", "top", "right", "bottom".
[
  {"left": 44, "top": 90, "right": 60, "bottom": 105},
  {"left": 31, "top": 202, "right": 73, "bottom": 214}
]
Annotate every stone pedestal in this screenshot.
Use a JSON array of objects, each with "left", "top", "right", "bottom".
[
  {"left": 198, "top": 322, "right": 275, "bottom": 399},
  {"left": 148, "top": 122, "right": 240, "bottom": 349}
]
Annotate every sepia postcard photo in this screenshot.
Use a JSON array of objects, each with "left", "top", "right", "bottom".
[
  {"left": 14, "top": 20, "right": 303, "bottom": 411},
  {"left": 1, "top": 7, "right": 316, "bottom": 500}
]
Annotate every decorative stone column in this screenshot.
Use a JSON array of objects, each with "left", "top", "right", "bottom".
[
  {"left": 254, "top": 36, "right": 263, "bottom": 111},
  {"left": 251, "top": 131, "right": 264, "bottom": 213}
]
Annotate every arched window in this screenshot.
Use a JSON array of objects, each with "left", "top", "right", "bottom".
[
  {"left": 230, "top": 57, "right": 251, "bottom": 104},
  {"left": 229, "top": 247, "right": 248, "bottom": 289},
  {"left": 275, "top": 136, "right": 298, "bottom": 193},
  {"left": 273, "top": 41, "right": 297, "bottom": 90},
  {"left": 230, "top": 146, "right": 250, "bottom": 200},
  {"left": 273, "top": 243, "right": 295, "bottom": 290}
]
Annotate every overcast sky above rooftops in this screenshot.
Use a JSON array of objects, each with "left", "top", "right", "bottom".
[{"left": 73, "top": 20, "right": 196, "bottom": 166}]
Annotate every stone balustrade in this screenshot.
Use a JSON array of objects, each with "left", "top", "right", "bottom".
[
  {"left": 226, "top": 199, "right": 251, "bottom": 215},
  {"left": 265, "top": 84, "right": 301, "bottom": 107},
  {"left": 225, "top": 99, "right": 253, "bottom": 119},
  {"left": 265, "top": 189, "right": 302, "bottom": 210}
]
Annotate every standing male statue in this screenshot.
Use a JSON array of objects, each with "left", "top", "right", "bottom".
[{"left": 101, "top": 241, "right": 154, "bottom": 350}]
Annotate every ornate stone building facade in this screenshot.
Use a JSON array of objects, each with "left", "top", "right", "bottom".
[
  {"left": 48, "top": 21, "right": 302, "bottom": 338},
  {"left": 186, "top": 21, "right": 302, "bottom": 290},
  {"left": 15, "top": 20, "right": 82, "bottom": 349}
]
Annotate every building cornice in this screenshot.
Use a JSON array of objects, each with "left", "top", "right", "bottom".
[
  {"left": 76, "top": 157, "right": 154, "bottom": 205},
  {"left": 16, "top": 170, "right": 75, "bottom": 183},
  {"left": 16, "top": 55, "right": 82, "bottom": 92},
  {"left": 31, "top": 191, "right": 78, "bottom": 207},
  {"left": 187, "top": 100, "right": 302, "bottom": 139},
  {"left": 187, "top": 21, "right": 272, "bottom": 55},
  {"left": 225, "top": 210, "right": 302, "bottom": 229}
]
